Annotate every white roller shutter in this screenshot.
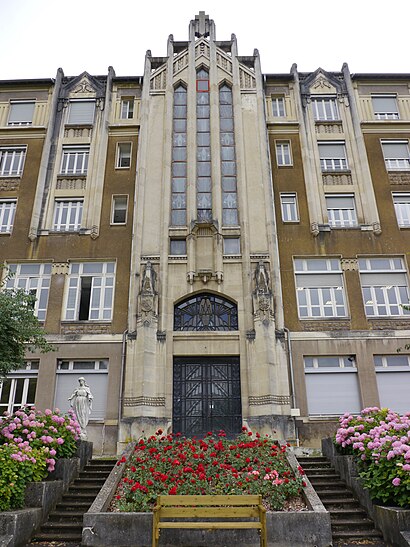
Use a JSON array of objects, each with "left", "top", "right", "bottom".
[{"left": 305, "top": 372, "right": 362, "bottom": 416}]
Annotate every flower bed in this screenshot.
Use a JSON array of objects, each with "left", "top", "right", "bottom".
[
  {"left": 334, "top": 407, "right": 410, "bottom": 508},
  {"left": 0, "top": 407, "right": 81, "bottom": 511},
  {"left": 112, "top": 428, "right": 306, "bottom": 512}
]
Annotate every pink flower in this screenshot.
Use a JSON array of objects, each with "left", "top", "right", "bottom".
[
  {"left": 57, "top": 437, "right": 64, "bottom": 445},
  {"left": 392, "top": 477, "right": 401, "bottom": 486}
]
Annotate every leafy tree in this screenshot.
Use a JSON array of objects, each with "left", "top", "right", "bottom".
[{"left": 0, "top": 266, "right": 53, "bottom": 376}]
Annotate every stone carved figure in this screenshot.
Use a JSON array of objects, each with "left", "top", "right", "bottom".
[
  {"left": 139, "top": 261, "right": 158, "bottom": 324},
  {"left": 68, "top": 377, "right": 93, "bottom": 440},
  {"left": 253, "top": 261, "right": 273, "bottom": 325}
]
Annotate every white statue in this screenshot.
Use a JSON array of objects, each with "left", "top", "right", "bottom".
[{"left": 68, "top": 377, "right": 93, "bottom": 440}]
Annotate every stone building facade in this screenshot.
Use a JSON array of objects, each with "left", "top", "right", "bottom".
[{"left": 0, "top": 13, "right": 409, "bottom": 452}]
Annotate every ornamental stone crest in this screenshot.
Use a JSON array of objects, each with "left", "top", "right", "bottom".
[
  {"left": 252, "top": 261, "right": 273, "bottom": 325},
  {"left": 139, "top": 261, "right": 158, "bottom": 325}
]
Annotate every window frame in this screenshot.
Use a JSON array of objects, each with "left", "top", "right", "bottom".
[
  {"left": 271, "top": 96, "right": 286, "bottom": 117},
  {"left": 223, "top": 237, "right": 241, "bottom": 255},
  {"left": 311, "top": 96, "right": 340, "bottom": 122},
  {"left": 60, "top": 146, "right": 89, "bottom": 176},
  {"left": 0, "top": 199, "right": 17, "bottom": 233},
  {"left": 8, "top": 101, "right": 35, "bottom": 126},
  {"left": 381, "top": 140, "right": 410, "bottom": 171},
  {"left": 372, "top": 95, "right": 399, "bottom": 120},
  {"left": 120, "top": 98, "right": 134, "bottom": 120},
  {"left": 5, "top": 263, "right": 52, "bottom": 321},
  {"left": 325, "top": 193, "right": 358, "bottom": 228},
  {"left": 169, "top": 238, "right": 187, "bottom": 256},
  {"left": 111, "top": 195, "right": 128, "bottom": 225},
  {"left": 392, "top": 192, "right": 410, "bottom": 227},
  {"left": 67, "top": 100, "right": 95, "bottom": 125},
  {"left": 0, "top": 146, "right": 27, "bottom": 177},
  {"left": 304, "top": 355, "right": 361, "bottom": 416},
  {"left": 53, "top": 199, "right": 83, "bottom": 232},
  {"left": 64, "top": 262, "right": 116, "bottom": 322},
  {"left": 0, "top": 360, "right": 39, "bottom": 414},
  {"left": 275, "top": 140, "right": 292, "bottom": 167},
  {"left": 294, "top": 258, "right": 348, "bottom": 319},
  {"left": 280, "top": 192, "right": 299, "bottom": 222},
  {"left": 318, "top": 142, "right": 348, "bottom": 172},
  {"left": 116, "top": 142, "right": 132, "bottom": 169},
  {"left": 358, "top": 257, "right": 410, "bottom": 317}
]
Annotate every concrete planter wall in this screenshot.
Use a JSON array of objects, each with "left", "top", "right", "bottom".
[
  {"left": 0, "top": 440, "right": 93, "bottom": 547},
  {"left": 322, "top": 437, "right": 410, "bottom": 547},
  {"left": 82, "top": 445, "right": 332, "bottom": 547}
]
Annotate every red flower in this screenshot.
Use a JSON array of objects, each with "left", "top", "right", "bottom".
[{"left": 169, "top": 486, "right": 177, "bottom": 495}]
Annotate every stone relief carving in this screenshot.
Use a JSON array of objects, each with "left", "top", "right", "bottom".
[
  {"left": 310, "top": 222, "right": 320, "bottom": 236},
  {"left": 341, "top": 258, "right": 358, "bottom": 271},
  {"left": 253, "top": 261, "right": 273, "bottom": 325},
  {"left": 73, "top": 78, "right": 95, "bottom": 95},
  {"left": 139, "top": 261, "right": 158, "bottom": 325},
  {"left": 372, "top": 222, "right": 382, "bottom": 235}
]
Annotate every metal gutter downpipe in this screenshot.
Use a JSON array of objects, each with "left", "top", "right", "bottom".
[
  {"left": 284, "top": 327, "right": 299, "bottom": 447},
  {"left": 118, "top": 329, "right": 128, "bottom": 423}
]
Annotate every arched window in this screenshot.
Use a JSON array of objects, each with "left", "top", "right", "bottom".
[{"left": 174, "top": 293, "right": 238, "bottom": 331}]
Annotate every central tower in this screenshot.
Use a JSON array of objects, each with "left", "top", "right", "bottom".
[{"left": 119, "top": 13, "right": 293, "bottom": 445}]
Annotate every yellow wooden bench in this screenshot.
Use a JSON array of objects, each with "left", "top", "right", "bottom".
[{"left": 152, "top": 494, "right": 267, "bottom": 547}]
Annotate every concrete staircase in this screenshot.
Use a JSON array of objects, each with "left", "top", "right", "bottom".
[
  {"left": 297, "top": 456, "right": 386, "bottom": 546},
  {"left": 28, "top": 458, "right": 117, "bottom": 546}
]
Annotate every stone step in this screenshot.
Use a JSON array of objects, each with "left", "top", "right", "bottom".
[
  {"left": 322, "top": 498, "right": 362, "bottom": 508},
  {"left": 69, "top": 484, "right": 102, "bottom": 493},
  {"left": 48, "top": 510, "right": 86, "bottom": 520},
  {"left": 30, "top": 531, "right": 82, "bottom": 542},
  {"left": 56, "top": 500, "right": 92, "bottom": 510},
  {"left": 79, "top": 470, "right": 111, "bottom": 478},
  {"left": 331, "top": 517, "right": 376, "bottom": 529},
  {"left": 329, "top": 508, "right": 368, "bottom": 519},
  {"left": 304, "top": 469, "right": 338, "bottom": 476},
  {"left": 41, "top": 521, "right": 83, "bottom": 531},
  {"left": 309, "top": 479, "right": 346, "bottom": 487},
  {"left": 316, "top": 490, "right": 354, "bottom": 499},
  {"left": 332, "top": 529, "right": 384, "bottom": 540}
]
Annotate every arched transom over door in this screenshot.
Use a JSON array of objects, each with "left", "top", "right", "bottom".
[{"left": 174, "top": 293, "right": 238, "bottom": 331}]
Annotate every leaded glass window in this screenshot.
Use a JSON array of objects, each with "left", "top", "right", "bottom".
[
  {"left": 171, "top": 86, "right": 187, "bottom": 225},
  {"left": 220, "top": 85, "right": 238, "bottom": 226},
  {"left": 174, "top": 294, "right": 238, "bottom": 331},
  {"left": 197, "top": 69, "right": 212, "bottom": 222}
]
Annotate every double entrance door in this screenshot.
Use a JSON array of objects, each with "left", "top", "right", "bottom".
[{"left": 173, "top": 357, "right": 241, "bottom": 438}]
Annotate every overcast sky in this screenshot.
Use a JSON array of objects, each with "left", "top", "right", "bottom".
[{"left": 1, "top": 0, "right": 410, "bottom": 80}]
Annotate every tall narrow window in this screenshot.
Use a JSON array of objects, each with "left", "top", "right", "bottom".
[
  {"left": 171, "top": 86, "right": 187, "bottom": 226},
  {"left": 196, "top": 69, "right": 212, "bottom": 222},
  {"left": 220, "top": 85, "right": 238, "bottom": 226},
  {"left": 393, "top": 193, "right": 410, "bottom": 227},
  {"left": 272, "top": 96, "right": 285, "bottom": 117},
  {"left": 120, "top": 98, "right": 134, "bottom": 119},
  {"left": 116, "top": 143, "right": 131, "bottom": 168},
  {"left": 0, "top": 199, "right": 17, "bottom": 233}
]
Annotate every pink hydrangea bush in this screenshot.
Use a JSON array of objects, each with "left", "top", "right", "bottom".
[
  {"left": 334, "top": 407, "right": 410, "bottom": 508},
  {"left": 0, "top": 407, "right": 81, "bottom": 510}
]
